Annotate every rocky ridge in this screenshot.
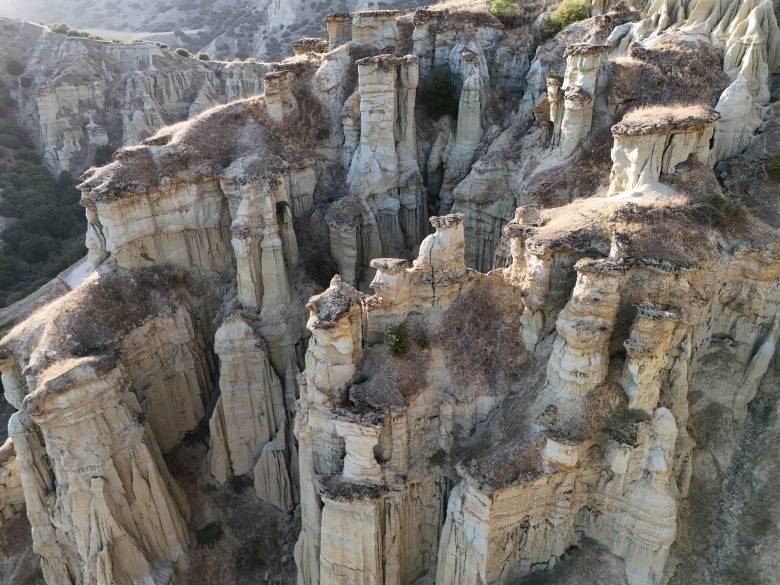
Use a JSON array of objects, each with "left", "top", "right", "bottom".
[{"left": 0, "top": 1, "right": 778, "bottom": 585}]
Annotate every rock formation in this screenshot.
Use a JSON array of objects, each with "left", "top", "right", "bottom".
[
  {"left": 0, "top": 18, "right": 270, "bottom": 175},
  {"left": 0, "top": 2, "right": 779, "bottom": 585}
]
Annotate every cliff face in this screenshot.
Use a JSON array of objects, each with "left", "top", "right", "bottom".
[
  {"left": 0, "top": 2, "right": 779, "bottom": 585},
  {"left": 0, "top": 18, "right": 270, "bottom": 176}
]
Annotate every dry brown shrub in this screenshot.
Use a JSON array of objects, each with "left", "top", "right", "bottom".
[
  {"left": 435, "top": 277, "right": 524, "bottom": 395},
  {"left": 284, "top": 76, "right": 330, "bottom": 148},
  {"left": 350, "top": 325, "right": 431, "bottom": 408},
  {"left": 460, "top": 430, "right": 545, "bottom": 489},
  {"left": 610, "top": 34, "right": 730, "bottom": 107},
  {"left": 51, "top": 266, "right": 199, "bottom": 358}
]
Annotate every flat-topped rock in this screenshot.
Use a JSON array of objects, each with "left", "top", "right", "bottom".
[
  {"left": 612, "top": 105, "right": 720, "bottom": 136},
  {"left": 574, "top": 257, "right": 633, "bottom": 275},
  {"left": 324, "top": 12, "right": 352, "bottom": 22},
  {"left": 412, "top": 8, "right": 448, "bottom": 25},
  {"left": 503, "top": 224, "right": 536, "bottom": 239},
  {"left": 355, "top": 53, "right": 420, "bottom": 68},
  {"left": 306, "top": 277, "right": 362, "bottom": 328},
  {"left": 635, "top": 301, "right": 682, "bottom": 322},
  {"left": 291, "top": 38, "right": 330, "bottom": 55},
  {"left": 369, "top": 258, "right": 413, "bottom": 273},
  {"left": 430, "top": 213, "right": 466, "bottom": 229},
  {"left": 564, "top": 43, "right": 611, "bottom": 57},
  {"left": 328, "top": 406, "right": 385, "bottom": 428},
  {"left": 315, "top": 473, "right": 388, "bottom": 502}
]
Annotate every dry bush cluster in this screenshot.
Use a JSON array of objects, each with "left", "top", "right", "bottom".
[
  {"left": 611, "top": 34, "right": 730, "bottom": 108},
  {"left": 285, "top": 76, "right": 331, "bottom": 148},
  {"left": 436, "top": 278, "right": 524, "bottom": 395},
  {"left": 460, "top": 430, "right": 545, "bottom": 488},
  {"left": 52, "top": 266, "right": 198, "bottom": 358},
  {"left": 351, "top": 322, "right": 431, "bottom": 408}
]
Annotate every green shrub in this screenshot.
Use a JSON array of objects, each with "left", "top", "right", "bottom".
[
  {"left": 228, "top": 474, "right": 252, "bottom": 494},
  {"left": 0, "top": 134, "right": 22, "bottom": 149},
  {"left": 707, "top": 194, "right": 748, "bottom": 221},
  {"left": 155, "top": 42, "right": 169, "bottom": 48},
  {"left": 49, "top": 23, "right": 70, "bottom": 34},
  {"left": 196, "top": 52, "right": 210, "bottom": 61},
  {"left": 543, "top": 0, "right": 591, "bottom": 38},
  {"left": 490, "top": 0, "right": 519, "bottom": 23},
  {"left": 94, "top": 144, "right": 115, "bottom": 166},
  {"left": 196, "top": 522, "right": 224, "bottom": 548},
  {"left": 5, "top": 59, "right": 23, "bottom": 76},
  {"left": 416, "top": 330, "right": 429, "bottom": 349},
  {"left": 766, "top": 151, "right": 780, "bottom": 181},
  {"left": 422, "top": 68, "right": 458, "bottom": 120},
  {"left": 19, "top": 76, "right": 32, "bottom": 89},
  {"left": 428, "top": 448, "right": 446, "bottom": 467},
  {"left": 236, "top": 536, "right": 269, "bottom": 573},
  {"left": 385, "top": 323, "right": 409, "bottom": 357},
  {"left": 175, "top": 47, "right": 191, "bottom": 57}
]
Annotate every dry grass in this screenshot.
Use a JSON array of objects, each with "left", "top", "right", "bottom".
[
  {"left": 610, "top": 32, "right": 730, "bottom": 108},
  {"left": 435, "top": 277, "right": 525, "bottom": 396},
  {"left": 351, "top": 317, "right": 431, "bottom": 408},
  {"left": 53, "top": 267, "right": 199, "bottom": 358},
  {"left": 520, "top": 187, "right": 770, "bottom": 267}
]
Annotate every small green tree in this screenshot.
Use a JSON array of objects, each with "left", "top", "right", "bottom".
[
  {"left": 423, "top": 68, "right": 458, "bottom": 119},
  {"left": 385, "top": 323, "right": 409, "bottom": 357},
  {"left": 5, "top": 60, "right": 23, "bottom": 76},
  {"left": 766, "top": 151, "right": 780, "bottom": 181},
  {"left": 196, "top": 52, "right": 210, "bottom": 61},
  {"left": 175, "top": 47, "right": 191, "bottom": 57},
  {"left": 543, "top": 0, "right": 591, "bottom": 38}
]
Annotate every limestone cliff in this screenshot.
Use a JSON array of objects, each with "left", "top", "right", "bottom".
[
  {"left": 0, "top": 2, "right": 779, "bottom": 585},
  {"left": 0, "top": 18, "right": 270, "bottom": 175}
]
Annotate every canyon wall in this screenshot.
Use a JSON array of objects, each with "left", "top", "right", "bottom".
[{"left": 0, "top": 2, "right": 778, "bottom": 585}]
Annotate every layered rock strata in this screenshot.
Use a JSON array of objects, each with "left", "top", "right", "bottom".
[
  {"left": 607, "top": 105, "right": 720, "bottom": 196},
  {"left": 9, "top": 357, "right": 190, "bottom": 585},
  {"left": 0, "top": 19, "right": 271, "bottom": 175},
  {"left": 551, "top": 44, "right": 611, "bottom": 157}
]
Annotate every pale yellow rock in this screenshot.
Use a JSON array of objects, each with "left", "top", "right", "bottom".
[
  {"left": 0, "top": 439, "right": 24, "bottom": 528},
  {"left": 9, "top": 358, "right": 190, "bottom": 585}
]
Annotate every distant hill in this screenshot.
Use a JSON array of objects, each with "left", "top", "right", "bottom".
[{"left": 0, "top": 0, "right": 431, "bottom": 61}]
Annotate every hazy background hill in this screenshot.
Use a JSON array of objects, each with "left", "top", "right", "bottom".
[{"left": 0, "top": 0, "right": 430, "bottom": 61}]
